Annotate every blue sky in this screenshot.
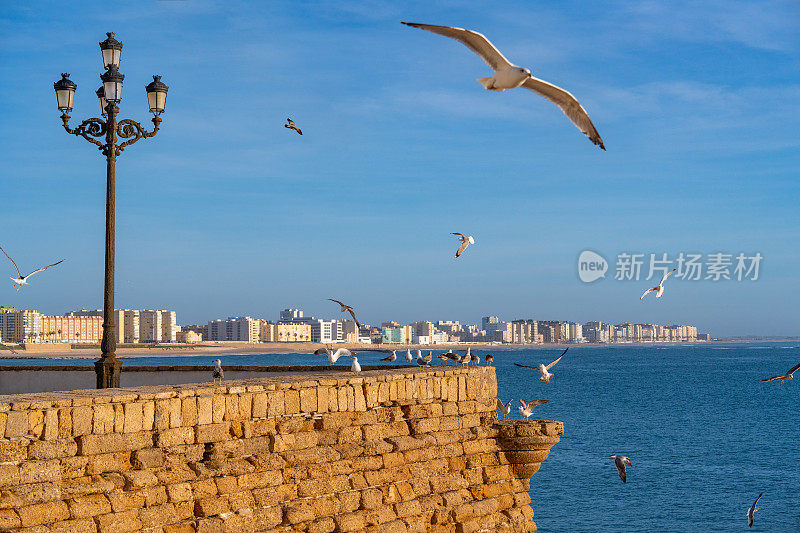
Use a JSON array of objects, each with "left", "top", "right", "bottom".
[{"left": 0, "top": 1, "right": 798, "bottom": 336}]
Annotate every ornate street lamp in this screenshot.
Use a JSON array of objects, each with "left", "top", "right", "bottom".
[{"left": 55, "top": 33, "right": 167, "bottom": 388}]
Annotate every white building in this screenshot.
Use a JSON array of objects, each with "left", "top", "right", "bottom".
[{"left": 207, "top": 316, "right": 260, "bottom": 342}]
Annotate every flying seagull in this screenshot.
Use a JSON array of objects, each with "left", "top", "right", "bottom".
[
  {"left": 212, "top": 359, "right": 223, "bottom": 383},
  {"left": 610, "top": 455, "right": 632, "bottom": 483},
  {"left": 314, "top": 346, "right": 353, "bottom": 365},
  {"left": 381, "top": 350, "right": 397, "bottom": 363},
  {"left": 640, "top": 268, "right": 677, "bottom": 300},
  {"left": 496, "top": 398, "right": 513, "bottom": 420},
  {"left": 761, "top": 361, "right": 800, "bottom": 385},
  {"left": 514, "top": 347, "right": 568, "bottom": 383},
  {"left": 401, "top": 22, "right": 605, "bottom": 150},
  {"left": 328, "top": 299, "right": 361, "bottom": 327},
  {"left": 518, "top": 399, "right": 549, "bottom": 419},
  {"left": 350, "top": 355, "right": 361, "bottom": 373},
  {"left": 284, "top": 118, "right": 302, "bottom": 135},
  {"left": 452, "top": 233, "right": 475, "bottom": 258},
  {"left": 747, "top": 492, "right": 763, "bottom": 528},
  {"left": 0, "top": 246, "right": 64, "bottom": 292}
]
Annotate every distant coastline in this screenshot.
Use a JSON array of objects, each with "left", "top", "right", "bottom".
[{"left": 0, "top": 338, "right": 793, "bottom": 359}]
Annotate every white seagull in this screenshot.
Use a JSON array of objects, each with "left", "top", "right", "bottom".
[
  {"left": 212, "top": 359, "right": 223, "bottom": 383},
  {"left": 610, "top": 455, "right": 632, "bottom": 484},
  {"left": 402, "top": 22, "right": 605, "bottom": 150},
  {"left": 314, "top": 346, "right": 353, "bottom": 365},
  {"left": 451, "top": 233, "right": 475, "bottom": 258},
  {"left": 761, "top": 361, "right": 800, "bottom": 385},
  {"left": 0, "top": 246, "right": 64, "bottom": 292},
  {"left": 350, "top": 356, "right": 361, "bottom": 373},
  {"left": 514, "top": 347, "right": 568, "bottom": 383},
  {"left": 640, "top": 268, "right": 677, "bottom": 300},
  {"left": 496, "top": 398, "right": 513, "bottom": 420},
  {"left": 747, "top": 492, "right": 763, "bottom": 528},
  {"left": 518, "top": 399, "right": 549, "bottom": 419},
  {"left": 405, "top": 349, "right": 414, "bottom": 362},
  {"left": 381, "top": 350, "right": 397, "bottom": 363}
]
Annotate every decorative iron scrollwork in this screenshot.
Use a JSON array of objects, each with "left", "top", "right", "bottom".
[
  {"left": 61, "top": 114, "right": 107, "bottom": 151},
  {"left": 116, "top": 117, "right": 160, "bottom": 153}
]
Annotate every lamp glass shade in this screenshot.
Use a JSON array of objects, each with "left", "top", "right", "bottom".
[
  {"left": 99, "top": 32, "right": 123, "bottom": 69},
  {"left": 145, "top": 75, "right": 169, "bottom": 115},
  {"left": 96, "top": 87, "right": 108, "bottom": 116},
  {"left": 100, "top": 66, "right": 124, "bottom": 103},
  {"left": 53, "top": 73, "right": 77, "bottom": 112}
]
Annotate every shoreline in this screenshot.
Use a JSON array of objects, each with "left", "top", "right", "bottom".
[{"left": 0, "top": 338, "right": 787, "bottom": 359}]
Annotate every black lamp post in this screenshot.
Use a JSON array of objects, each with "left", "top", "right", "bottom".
[{"left": 55, "top": 32, "right": 168, "bottom": 388}]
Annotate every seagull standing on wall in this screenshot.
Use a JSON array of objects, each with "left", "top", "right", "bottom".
[
  {"left": 212, "top": 359, "right": 223, "bottom": 383},
  {"left": 452, "top": 233, "right": 475, "bottom": 258},
  {"left": 0, "top": 246, "right": 64, "bottom": 291},
  {"left": 496, "top": 399, "right": 513, "bottom": 420},
  {"left": 640, "top": 268, "right": 677, "bottom": 300},
  {"left": 350, "top": 356, "right": 361, "bottom": 373},
  {"left": 328, "top": 299, "right": 361, "bottom": 327},
  {"left": 405, "top": 349, "right": 414, "bottom": 362},
  {"left": 381, "top": 351, "right": 397, "bottom": 363},
  {"left": 401, "top": 22, "right": 605, "bottom": 149}
]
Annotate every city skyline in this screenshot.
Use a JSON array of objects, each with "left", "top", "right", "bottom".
[{"left": 1, "top": 1, "right": 797, "bottom": 337}]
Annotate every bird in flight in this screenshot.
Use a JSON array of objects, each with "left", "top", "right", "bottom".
[
  {"left": 761, "top": 361, "right": 800, "bottom": 385},
  {"left": 328, "top": 299, "right": 361, "bottom": 327},
  {"left": 496, "top": 398, "right": 513, "bottom": 420},
  {"left": 211, "top": 359, "right": 223, "bottom": 383},
  {"left": 0, "top": 246, "right": 64, "bottom": 292},
  {"left": 640, "top": 268, "right": 677, "bottom": 300},
  {"left": 747, "top": 492, "right": 762, "bottom": 528},
  {"left": 610, "top": 455, "right": 632, "bottom": 483},
  {"left": 381, "top": 350, "right": 397, "bottom": 363},
  {"left": 401, "top": 22, "right": 605, "bottom": 150},
  {"left": 451, "top": 233, "right": 475, "bottom": 258},
  {"left": 518, "top": 399, "right": 549, "bottom": 419},
  {"left": 284, "top": 118, "right": 302, "bottom": 135},
  {"left": 514, "top": 347, "right": 568, "bottom": 383},
  {"left": 314, "top": 346, "right": 354, "bottom": 365}
]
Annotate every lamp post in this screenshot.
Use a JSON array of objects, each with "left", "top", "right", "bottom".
[{"left": 55, "top": 32, "right": 168, "bottom": 388}]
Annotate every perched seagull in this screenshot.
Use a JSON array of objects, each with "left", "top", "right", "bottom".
[
  {"left": 0, "top": 246, "right": 64, "bottom": 292},
  {"left": 640, "top": 268, "right": 677, "bottom": 300},
  {"left": 473, "top": 355, "right": 480, "bottom": 365},
  {"left": 0, "top": 342, "right": 18, "bottom": 355},
  {"left": 518, "top": 399, "right": 549, "bottom": 419},
  {"left": 444, "top": 351, "right": 462, "bottom": 364},
  {"left": 401, "top": 22, "right": 605, "bottom": 150},
  {"left": 328, "top": 299, "right": 361, "bottom": 327},
  {"left": 610, "top": 455, "right": 632, "bottom": 483},
  {"left": 416, "top": 349, "right": 423, "bottom": 359},
  {"left": 212, "top": 359, "right": 223, "bottom": 383},
  {"left": 761, "top": 361, "right": 800, "bottom": 385},
  {"left": 496, "top": 398, "right": 513, "bottom": 420},
  {"left": 747, "top": 492, "right": 763, "bottom": 528},
  {"left": 451, "top": 233, "right": 475, "bottom": 258},
  {"left": 417, "top": 351, "right": 433, "bottom": 366},
  {"left": 485, "top": 354, "right": 494, "bottom": 365},
  {"left": 461, "top": 352, "right": 472, "bottom": 366},
  {"left": 437, "top": 353, "right": 450, "bottom": 364},
  {"left": 350, "top": 356, "right": 361, "bottom": 373},
  {"left": 284, "top": 118, "right": 302, "bottom": 135},
  {"left": 314, "top": 346, "right": 353, "bottom": 365},
  {"left": 405, "top": 349, "right": 414, "bottom": 362},
  {"left": 381, "top": 350, "right": 397, "bottom": 363},
  {"left": 514, "top": 347, "right": 568, "bottom": 383}
]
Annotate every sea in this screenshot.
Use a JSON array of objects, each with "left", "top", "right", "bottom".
[{"left": 2, "top": 341, "right": 798, "bottom": 531}]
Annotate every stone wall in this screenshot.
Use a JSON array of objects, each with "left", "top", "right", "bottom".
[{"left": 0, "top": 367, "right": 563, "bottom": 532}]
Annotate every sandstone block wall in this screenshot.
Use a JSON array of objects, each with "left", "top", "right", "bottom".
[{"left": 0, "top": 367, "right": 562, "bottom": 533}]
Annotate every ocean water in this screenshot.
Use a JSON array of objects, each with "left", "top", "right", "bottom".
[{"left": 3, "top": 342, "right": 798, "bottom": 530}]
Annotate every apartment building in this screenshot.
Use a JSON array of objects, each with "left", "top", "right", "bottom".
[
  {"left": 261, "top": 322, "right": 312, "bottom": 342},
  {"left": 207, "top": 317, "right": 260, "bottom": 342}
]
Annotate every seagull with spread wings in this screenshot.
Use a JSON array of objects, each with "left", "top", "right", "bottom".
[
  {"left": 514, "top": 347, "right": 568, "bottom": 383},
  {"left": 747, "top": 492, "right": 763, "bottom": 528},
  {"left": 451, "top": 233, "right": 475, "bottom": 258},
  {"left": 518, "top": 399, "right": 549, "bottom": 419},
  {"left": 610, "top": 455, "right": 632, "bottom": 483},
  {"left": 314, "top": 346, "right": 354, "bottom": 365},
  {"left": 640, "top": 268, "right": 677, "bottom": 300},
  {"left": 401, "top": 22, "right": 605, "bottom": 149},
  {"left": 0, "top": 246, "right": 63, "bottom": 292},
  {"left": 761, "top": 361, "right": 800, "bottom": 385},
  {"left": 496, "top": 398, "right": 513, "bottom": 420},
  {"left": 284, "top": 118, "right": 302, "bottom": 135},
  {"left": 328, "top": 299, "right": 361, "bottom": 327}
]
